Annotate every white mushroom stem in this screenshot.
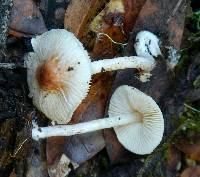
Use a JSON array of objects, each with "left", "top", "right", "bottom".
[
  {"left": 32, "top": 113, "right": 140, "bottom": 140},
  {"left": 91, "top": 56, "right": 155, "bottom": 75}
]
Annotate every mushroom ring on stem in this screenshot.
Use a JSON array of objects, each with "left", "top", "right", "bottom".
[
  {"left": 26, "top": 29, "right": 161, "bottom": 124},
  {"left": 32, "top": 85, "right": 164, "bottom": 155}
]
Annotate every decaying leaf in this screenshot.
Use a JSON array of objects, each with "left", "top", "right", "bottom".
[
  {"left": 90, "top": 0, "right": 145, "bottom": 58},
  {"left": 176, "top": 135, "right": 200, "bottom": 161},
  {"left": 46, "top": 137, "right": 67, "bottom": 167},
  {"left": 166, "top": 145, "right": 182, "bottom": 176},
  {"left": 90, "top": 0, "right": 125, "bottom": 33},
  {"left": 123, "top": 0, "right": 146, "bottom": 33},
  {"left": 9, "top": 170, "right": 16, "bottom": 177},
  {"left": 104, "top": 129, "right": 134, "bottom": 164},
  {"left": 64, "top": 0, "right": 105, "bottom": 47},
  {"left": 9, "top": 0, "right": 47, "bottom": 37},
  {"left": 0, "top": 119, "right": 15, "bottom": 175},
  {"left": 48, "top": 154, "right": 78, "bottom": 177},
  {"left": 181, "top": 166, "right": 200, "bottom": 177}
]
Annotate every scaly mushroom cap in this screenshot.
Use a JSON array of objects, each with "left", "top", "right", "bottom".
[
  {"left": 109, "top": 85, "right": 164, "bottom": 154},
  {"left": 26, "top": 29, "right": 91, "bottom": 124}
]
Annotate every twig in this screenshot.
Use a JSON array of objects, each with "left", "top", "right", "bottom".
[
  {"left": 184, "top": 103, "right": 200, "bottom": 113},
  {"left": 11, "top": 138, "right": 28, "bottom": 158},
  {"left": 167, "top": 0, "right": 185, "bottom": 23}
]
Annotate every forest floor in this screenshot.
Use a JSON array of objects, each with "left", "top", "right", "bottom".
[{"left": 0, "top": 0, "right": 200, "bottom": 177}]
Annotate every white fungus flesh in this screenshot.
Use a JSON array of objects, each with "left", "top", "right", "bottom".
[
  {"left": 109, "top": 85, "right": 164, "bottom": 154},
  {"left": 26, "top": 29, "right": 91, "bottom": 124}
]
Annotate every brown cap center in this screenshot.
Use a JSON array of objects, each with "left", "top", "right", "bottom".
[{"left": 36, "top": 57, "right": 65, "bottom": 92}]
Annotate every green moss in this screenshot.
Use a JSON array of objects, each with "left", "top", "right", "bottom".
[
  {"left": 176, "top": 49, "right": 190, "bottom": 72},
  {"left": 176, "top": 104, "right": 200, "bottom": 135},
  {"left": 76, "top": 175, "right": 84, "bottom": 177},
  {"left": 192, "top": 10, "right": 200, "bottom": 30}
]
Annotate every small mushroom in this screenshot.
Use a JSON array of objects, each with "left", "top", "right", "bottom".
[
  {"left": 32, "top": 85, "right": 164, "bottom": 154},
  {"left": 134, "top": 30, "right": 162, "bottom": 59},
  {"left": 26, "top": 29, "right": 91, "bottom": 124},
  {"left": 26, "top": 29, "right": 161, "bottom": 124}
]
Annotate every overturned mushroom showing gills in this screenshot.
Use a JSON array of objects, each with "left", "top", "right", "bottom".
[
  {"left": 26, "top": 29, "right": 160, "bottom": 124},
  {"left": 32, "top": 85, "right": 164, "bottom": 155}
]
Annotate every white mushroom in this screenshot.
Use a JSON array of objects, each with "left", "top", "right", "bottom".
[
  {"left": 32, "top": 85, "right": 164, "bottom": 155},
  {"left": 26, "top": 29, "right": 91, "bottom": 124},
  {"left": 26, "top": 29, "right": 161, "bottom": 124}
]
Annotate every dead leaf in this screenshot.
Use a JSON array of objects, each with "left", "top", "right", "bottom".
[
  {"left": 166, "top": 145, "right": 181, "bottom": 176},
  {"left": 46, "top": 137, "right": 67, "bottom": 166},
  {"left": 9, "top": 171, "right": 16, "bottom": 177},
  {"left": 90, "top": 0, "right": 125, "bottom": 33},
  {"left": 123, "top": 0, "right": 146, "bottom": 33},
  {"left": 104, "top": 129, "right": 134, "bottom": 163},
  {"left": 9, "top": 0, "right": 47, "bottom": 37},
  {"left": 91, "top": 26, "right": 126, "bottom": 58},
  {"left": 176, "top": 135, "right": 200, "bottom": 161},
  {"left": 71, "top": 74, "right": 114, "bottom": 122},
  {"left": 48, "top": 154, "right": 78, "bottom": 177},
  {"left": 90, "top": 0, "right": 145, "bottom": 58},
  {"left": 64, "top": 0, "right": 105, "bottom": 40},
  {"left": 181, "top": 166, "right": 200, "bottom": 177}
]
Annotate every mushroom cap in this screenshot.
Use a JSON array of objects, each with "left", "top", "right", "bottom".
[
  {"left": 26, "top": 29, "right": 91, "bottom": 124},
  {"left": 108, "top": 85, "right": 164, "bottom": 155},
  {"left": 134, "top": 30, "right": 161, "bottom": 59}
]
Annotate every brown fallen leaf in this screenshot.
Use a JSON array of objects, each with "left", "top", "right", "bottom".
[
  {"left": 9, "top": 170, "right": 16, "bottom": 177},
  {"left": 46, "top": 137, "right": 67, "bottom": 167},
  {"left": 90, "top": 0, "right": 145, "bottom": 58},
  {"left": 123, "top": 0, "right": 147, "bottom": 34},
  {"left": 176, "top": 135, "right": 200, "bottom": 161},
  {"left": 64, "top": 0, "right": 105, "bottom": 48},
  {"left": 103, "top": 129, "right": 135, "bottom": 164},
  {"left": 166, "top": 145, "right": 182, "bottom": 176},
  {"left": 90, "top": 0, "right": 125, "bottom": 33},
  {"left": 48, "top": 154, "right": 79, "bottom": 177},
  {"left": 91, "top": 26, "right": 126, "bottom": 58},
  {"left": 9, "top": 0, "right": 47, "bottom": 37},
  {"left": 181, "top": 166, "right": 200, "bottom": 177}
]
